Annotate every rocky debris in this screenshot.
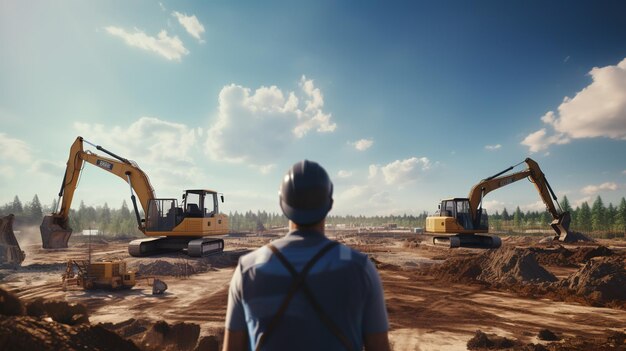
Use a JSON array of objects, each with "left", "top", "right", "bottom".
[
  {"left": 429, "top": 247, "right": 557, "bottom": 285},
  {"left": 537, "top": 328, "right": 560, "bottom": 341},
  {"left": 0, "top": 287, "right": 138, "bottom": 351},
  {"left": 152, "top": 278, "right": 168, "bottom": 295},
  {"left": 466, "top": 330, "right": 517, "bottom": 349},
  {"left": 140, "top": 320, "right": 200, "bottom": 351},
  {"left": 558, "top": 256, "right": 626, "bottom": 306}
]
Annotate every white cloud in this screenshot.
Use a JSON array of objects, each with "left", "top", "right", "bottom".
[
  {"left": 74, "top": 117, "right": 203, "bottom": 190},
  {"left": 581, "top": 182, "right": 619, "bottom": 195},
  {"left": 521, "top": 128, "right": 569, "bottom": 153},
  {"left": 105, "top": 26, "right": 188, "bottom": 61},
  {"left": 484, "top": 144, "right": 501, "bottom": 151},
  {"left": 573, "top": 196, "right": 592, "bottom": 208},
  {"left": 521, "top": 200, "right": 547, "bottom": 213},
  {"left": 75, "top": 117, "right": 196, "bottom": 164},
  {"left": 337, "top": 170, "right": 353, "bottom": 178},
  {"left": 351, "top": 138, "right": 373, "bottom": 151},
  {"left": 622, "top": 170, "right": 626, "bottom": 175},
  {"left": 369, "top": 157, "right": 431, "bottom": 186},
  {"left": 206, "top": 76, "right": 336, "bottom": 171},
  {"left": 0, "top": 133, "right": 32, "bottom": 164},
  {"left": 522, "top": 57, "right": 626, "bottom": 152},
  {"left": 172, "top": 11, "right": 205, "bottom": 42},
  {"left": 482, "top": 199, "right": 506, "bottom": 213}
]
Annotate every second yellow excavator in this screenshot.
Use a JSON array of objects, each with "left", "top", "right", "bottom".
[
  {"left": 426, "top": 158, "right": 574, "bottom": 248},
  {"left": 40, "top": 136, "right": 229, "bottom": 257}
]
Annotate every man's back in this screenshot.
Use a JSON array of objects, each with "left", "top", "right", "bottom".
[{"left": 225, "top": 229, "right": 388, "bottom": 350}]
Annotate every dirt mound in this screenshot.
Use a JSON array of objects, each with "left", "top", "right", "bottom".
[
  {"left": 537, "top": 328, "right": 560, "bottom": 341},
  {"left": 43, "top": 300, "right": 90, "bottom": 325},
  {"left": 100, "top": 318, "right": 150, "bottom": 338},
  {"left": 0, "top": 287, "right": 138, "bottom": 351},
  {"left": 569, "top": 245, "right": 613, "bottom": 263},
  {"left": 195, "top": 335, "right": 219, "bottom": 351},
  {"left": 0, "top": 316, "right": 139, "bottom": 351},
  {"left": 0, "top": 287, "right": 25, "bottom": 316},
  {"left": 466, "top": 330, "right": 517, "bottom": 349},
  {"left": 430, "top": 247, "right": 557, "bottom": 285},
  {"left": 140, "top": 320, "right": 200, "bottom": 351},
  {"left": 558, "top": 256, "right": 626, "bottom": 306}
]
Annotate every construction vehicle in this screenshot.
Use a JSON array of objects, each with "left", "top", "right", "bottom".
[
  {"left": 426, "top": 158, "right": 573, "bottom": 248},
  {"left": 40, "top": 136, "right": 229, "bottom": 257},
  {"left": 63, "top": 259, "right": 136, "bottom": 290},
  {"left": 0, "top": 214, "right": 26, "bottom": 267}
]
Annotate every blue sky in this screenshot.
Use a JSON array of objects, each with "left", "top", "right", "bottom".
[{"left": 1, "top": 1, "right": 625, "bottom": 216}]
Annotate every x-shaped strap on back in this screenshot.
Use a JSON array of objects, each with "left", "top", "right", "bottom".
[{"left": 254, "top": 241, "right": 354, "bottom": 351}]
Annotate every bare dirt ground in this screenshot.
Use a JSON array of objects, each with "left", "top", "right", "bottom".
[{"left": 1, "top": 230, "right": 625, "bottom": 350}]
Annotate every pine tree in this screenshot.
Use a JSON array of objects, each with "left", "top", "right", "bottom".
[
  {"left": 591, "top": 196, "right": 606, "bottom": 231},
  {"left": 501, "top": 208, "right": 510, "bottom": 221},
  {"left": 616, "top": 197, "right": 626, "bottom": 233},
  {"left": 513, "top": 206, "right": 523, "bottom": 229},
  {"left": 12, "top": 195, "right": 23, "bottom": 214},
  {"left": 606, "top": 203, "right": 616, "bottom": 231},
  {"left": 27, "top": 194, "right": 43, "bottom": 223},
  {"left": 578, "top": 202, "right": 592, "bottom": 232},
  {"left": 559, "top": 195, "right": 573, "bottom": 213}
]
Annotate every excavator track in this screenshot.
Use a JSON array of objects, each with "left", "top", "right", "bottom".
[
  {"left": 432, "top": 234, "right": 502, "bottom": 249},
  {"left": 128, "top": 237, "right": 225, "bottom": 257}
]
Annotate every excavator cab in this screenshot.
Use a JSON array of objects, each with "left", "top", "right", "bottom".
[{"left": 145, "top": 190, "right": 223, "bottom": 232}]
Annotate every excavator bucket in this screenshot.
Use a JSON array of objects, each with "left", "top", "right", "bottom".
[
  {"left": 0, "top": 214, "right": 26, "bottom": 266},
  {"left": 551, "top": 211, "right": 572, "bottom": 242},
  {"left": 40, "top": 215, "right": 72, "bottom": 249}
]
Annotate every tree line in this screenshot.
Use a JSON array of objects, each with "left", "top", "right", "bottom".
[
  {"left": 489, "top": 195, "right": 626, "bottom": 237},
  {"left": 1, "top": 194, "right": 624, "bottom": 238}
]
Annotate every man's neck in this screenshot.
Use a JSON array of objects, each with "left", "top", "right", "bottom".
[{"left": 289, "top": 220, "right": 325, "bottom": 234}]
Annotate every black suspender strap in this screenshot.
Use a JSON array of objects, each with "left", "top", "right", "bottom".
[{"left": 254, "top": 241, "right": 354, "bottom": 351}]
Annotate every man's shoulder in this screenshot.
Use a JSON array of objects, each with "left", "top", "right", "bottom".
[{"left": 238, "top": 237, "right": 371, "bottom": 273}]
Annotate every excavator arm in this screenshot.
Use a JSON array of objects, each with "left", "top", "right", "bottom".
[
  {"left": 41, "top": 137, "right": 156, "bottom": 248},
  {"left": 467, "top": 158, "right": 571, "bottom": 241}
]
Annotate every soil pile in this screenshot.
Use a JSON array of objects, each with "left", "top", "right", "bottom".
[
  {"left": 568, "top": 245, "right": 613, "bottom": 263},
  {"left": 429, "top": 247, "right": 557, "bottom": 285},
  {"left": 0, "top": 287, "right": 138, "bottom": 351},
  {"left": 466, "top": 330, "right": 517, "bottom": 349},
  {"left": 558, "top": 256, "right": 626, "bottom": 306},
  {"left": 527, "top": 245, "right": 613, "bottom": 267},
  {"left": 479, "top": 248, "right": 557, "bottom": 284},
  {"left": 139, "top": 320, "right": 200, "bottom": 351}
]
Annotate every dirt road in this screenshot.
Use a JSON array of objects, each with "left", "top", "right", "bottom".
[{"left": 1, "top": 232, "right": 625, "bottom": 350}]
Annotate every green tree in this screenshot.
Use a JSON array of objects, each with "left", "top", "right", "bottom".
[
  {"left": 513, "top": 206, "right": 523, "bottom": 229},
  {"left": 501, "top": 207, "right": 510, "bottom": 221},
  {"left": 27, "top": 194, "right": 43, "bottom": 223},
  {"left": 560, "top": 195, "right": 573, "bottom": 213},
  {"left": 577, "top": 202, "right": 592, "bottom": 232},
  {"left": 606, "top": 203, "right": 616, "bottom": 231},
  {"left": 12, "top": 195, "right": 23, "bottom": 215},
  {"left": 591, "top": 196, "right": 606, "bottom": 231},
  {"left": 616, "top": 197, "right": 626, "bottom": 232}
]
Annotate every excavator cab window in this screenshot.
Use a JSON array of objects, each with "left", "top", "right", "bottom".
[
  {"left": 146, "top": 199, "right": 180, "bottom": 231},
  {"left": 183, "top": 190, "right": 218, "bottom": 218}
]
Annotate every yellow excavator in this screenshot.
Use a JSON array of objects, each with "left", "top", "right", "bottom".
[
  {"left": 425, "top": 158, "right": 573, "bottom": 248},
  {"left": 40, "top": 136, "right": 229, "bottom": 257}
]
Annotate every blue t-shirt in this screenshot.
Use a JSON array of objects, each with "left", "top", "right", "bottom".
[{"left": 225, "top": 229, "right": 389, "bottom": 351}]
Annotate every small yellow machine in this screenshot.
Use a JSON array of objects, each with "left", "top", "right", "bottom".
[{"left": 63, "top": 259, "right": 136, "bottom": 290}]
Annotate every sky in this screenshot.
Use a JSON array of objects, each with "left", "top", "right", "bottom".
[{"left": 1, "top": 1, "right": 626, "bottom": 217}]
